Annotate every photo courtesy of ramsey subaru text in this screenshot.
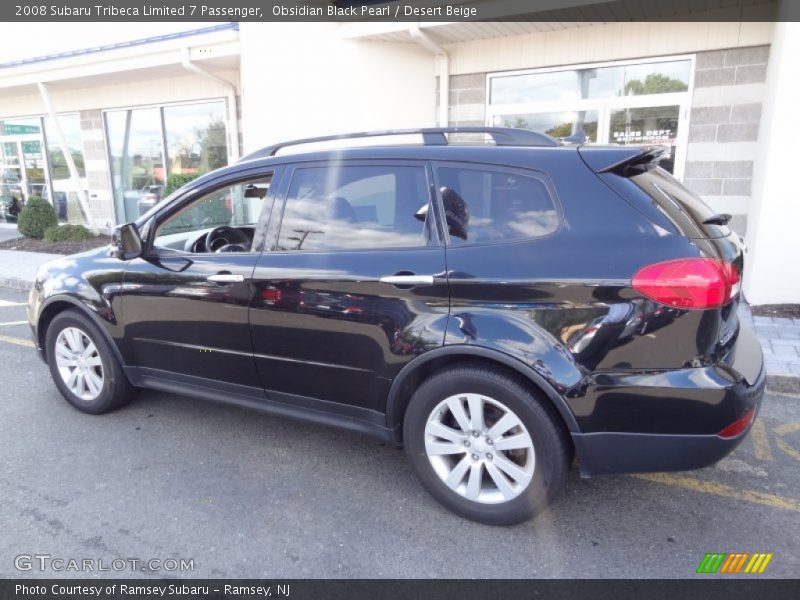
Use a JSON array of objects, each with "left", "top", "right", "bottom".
[{"left": 27, "top": 128, "right": 765, "bottom": 525}]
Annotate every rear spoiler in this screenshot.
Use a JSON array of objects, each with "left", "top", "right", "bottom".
[{"left": 578, "top": 145, "right": 670, "bottom": 175}]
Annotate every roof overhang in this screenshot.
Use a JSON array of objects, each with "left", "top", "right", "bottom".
[
  {"left": 0, "top": 24, "right": 240, "bottom": 92},
  {"left": 338, "top": 0, "right": 776, "bottom": 44}
]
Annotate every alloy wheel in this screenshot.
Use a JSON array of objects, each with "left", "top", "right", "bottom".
[
  {"left": 424, "top": 393, "right": 535, "bottom": 504},
  {"left": 54, "top": 327, "right": 104, "bottom": 401}
]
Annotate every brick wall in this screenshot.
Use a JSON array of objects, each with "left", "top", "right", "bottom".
[{"left": 684, "top": 45, "right": 770, "bottom": 235}]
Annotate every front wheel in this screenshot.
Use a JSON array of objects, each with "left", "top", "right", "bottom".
[
  {"left": 45, "top": 309, "right": 135, "bottom": 414},
  {"left": 404, "top": 365, "right": 570, "bottom": 525}
]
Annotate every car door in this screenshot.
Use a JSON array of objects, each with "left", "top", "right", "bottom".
[
  {"left": 119, "top": 167, "right": 281, "bottom": 395},
  {"left": 249, "top": 160, "right": 449, "bottom": 420}
]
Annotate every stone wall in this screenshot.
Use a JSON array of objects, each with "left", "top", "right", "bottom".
[
  {"left": 684, "top": 45, "right": 770, "bottom": 235},
  {"left": 447, "top": 73, "right": 487, "bottom": 127}
]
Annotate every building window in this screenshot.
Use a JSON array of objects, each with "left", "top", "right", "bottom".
[
  {"left": 105, "top": 100, "right": 227, "bottom": 223},
  {"left": 1, "top": 118, "right": 48, "bottom": 206},
  {"left": 163, "top": 102, "right": 228, "bottom": 176},
  {"left": 487, "top": 58, "right": 692, "bottom": 177},
  {"left": 1, "top": 115, "right": 89, "bottom": 224}
]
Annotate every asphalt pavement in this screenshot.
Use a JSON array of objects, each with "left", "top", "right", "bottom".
[{"left": 0, "top": 286, "right": 798, "bottom": 579}]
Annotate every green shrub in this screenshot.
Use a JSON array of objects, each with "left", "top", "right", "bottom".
[
  {"left": 163, "top": 173, "right": 200, "bottom": 197},
  {"left": 17, "top": 196, "right": 58, "bottom": 239},
  {"left": 44, "top": 224, "right": 95, "bottom": 243}
]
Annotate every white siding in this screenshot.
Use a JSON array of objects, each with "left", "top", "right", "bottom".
[
  {"left": 0, "top": 70, "right": 240, "bottom": 119},
  {"left": 444, "top": 20, "right": 774, "bottom": 75},
  {"left": 238, "top": 23, "right": 437, "bottom": 152}
]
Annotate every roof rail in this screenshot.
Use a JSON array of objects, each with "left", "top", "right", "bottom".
[{"left": 239, "top": 127, "right": 560, "bottom": 161}]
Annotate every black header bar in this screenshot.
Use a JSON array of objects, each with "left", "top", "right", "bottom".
[
  {"left": 2, "top": 579, "right": 799, "bottom": 600},
  {"left": 2, "top": 0, "right": 798, "bottom": 23}
]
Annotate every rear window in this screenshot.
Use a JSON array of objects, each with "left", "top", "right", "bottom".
[
  {"left": 606, "top": 167, "right": 731, "bottom": 239},
  {"left": 435, "top": 165, "right": 559, "bottom": 245}
]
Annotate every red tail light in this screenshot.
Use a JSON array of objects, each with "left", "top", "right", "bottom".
[
  {"left": 632, "top": 258, "right": 740, "bottom": 309},
  {"left": 718, "top": 407, "right": 756, "bottom": 438}
]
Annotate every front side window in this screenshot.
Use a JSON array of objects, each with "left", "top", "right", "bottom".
[
  {"left": 153, "top": 176, "right": 271, "bottom": 253},
  {"left": 436, "top": 165, "right": 559, "bottom": 245},
  {"left": 276, "top": 165, "right": 431, "bottom": 251}
]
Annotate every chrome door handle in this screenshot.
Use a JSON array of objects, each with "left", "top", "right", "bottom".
[
  {"left": 379, "top": 275, "right": 434, "bottom": 286},
  {"left": 207, "top": 273, "right": 245, "bottom": 284}
]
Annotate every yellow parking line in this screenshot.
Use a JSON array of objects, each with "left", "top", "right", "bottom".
[
  {"left": 773, "top": 422, "right": 800, "bottom": 463},
  {"left": 631, "top": 473, "right": 800, "bottom": 513},
  {"left": 0, "top": 320, "right": 28, "bottom": 326},
  {"left": 0, "top": 334, "right": 34, "bottom": 348},
  {"left": 751, "top": 419, "right": 774, "bottom": 461}
]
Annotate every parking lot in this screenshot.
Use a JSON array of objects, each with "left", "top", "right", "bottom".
[{"left": 0, "top": 286, "right": 798, "bottom": 579}]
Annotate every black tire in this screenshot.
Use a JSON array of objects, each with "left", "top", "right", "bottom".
[
  {"left": 45, "top": 309, "right": 135, "bottom": 414},
  {"left": 404, "top": 364, "right": 570, "bottom": 525}
]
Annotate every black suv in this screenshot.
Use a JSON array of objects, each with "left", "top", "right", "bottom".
[{"left": 28, "top": 128, "right": 765, "bottom": 525}]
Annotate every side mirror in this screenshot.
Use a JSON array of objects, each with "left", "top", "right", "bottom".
[{"left": 111, "top": 222, "right": 143, "bottom": 260}]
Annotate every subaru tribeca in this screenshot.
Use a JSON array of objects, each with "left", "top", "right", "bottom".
[{"left": 28, "top": 128, "right": 765, "bottom": 525}]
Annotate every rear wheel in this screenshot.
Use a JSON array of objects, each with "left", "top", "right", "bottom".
[
  {"left": 45, "top": 310, "right": 135, "bottom": 414},
  {"left": 404, "top": 365, "right": 570, "bottom": 525}
]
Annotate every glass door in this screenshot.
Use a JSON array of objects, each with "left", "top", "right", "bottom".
[
  {"left": 608, "top": 104, "right": 682, "bottom": 174},
  {"left": 0, "top": 141, "right": 23, "bottom": 222},
  {"left": 0, "top": 119, "right": 52, "bottom": 212},
  {"left": 19, "top": 137, "right": 49, "bottom": 201}
]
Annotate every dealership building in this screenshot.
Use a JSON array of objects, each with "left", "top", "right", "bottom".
[{"left": 0, "top": 0, "right": 797, "bottom": 303}]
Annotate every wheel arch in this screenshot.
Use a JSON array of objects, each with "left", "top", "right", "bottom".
[
  {"left": 37, "top": 296, "right": 125, "bottom": 368},
  {"left": 385, "top": 345, "right": 580, "bottom": 443}
]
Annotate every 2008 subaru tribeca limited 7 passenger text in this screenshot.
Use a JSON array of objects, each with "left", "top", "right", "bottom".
[{"left": 28, "top": 128, "right": 765, "bottom": 525}]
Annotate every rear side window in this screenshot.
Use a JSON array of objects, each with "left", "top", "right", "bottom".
[
  {"left": 435, "top": 165, "right": 559, "bottom": 245},
  {"left": 276, "top": 164, "right": 431, "bottom": 251},
  {"left": 602, "top": 166, "right": 731, "bottom": 239}
]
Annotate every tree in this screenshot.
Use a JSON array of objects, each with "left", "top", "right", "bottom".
[
  {"left": 546, "top": 122, "right": 574, "bottom": 138},
  {"left": 623, "top": 73, "right": 687, "bottom": 96},
  {"left": 506, "top": 116, "right": 529, "bottom": 130},
  {"left": 197, "top": 118, "right": 227, "bottom": 172}
]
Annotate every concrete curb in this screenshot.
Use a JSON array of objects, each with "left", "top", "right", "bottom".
[
  {"left": 766, "top": 375, "right": 800, "bottom": 397},
  {"left": 0, "top": 279, "right": 798, "bottom": 394}
]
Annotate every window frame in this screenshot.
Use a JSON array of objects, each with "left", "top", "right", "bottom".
[
  {"left": 146, "top": 165, "right": 282, "bottom": 258},
  {"left": 268, "top": 159, "right": 442, "bottom": 254},
  {"left": 431, "top": 160, "right": 563, "bottom": 248}
]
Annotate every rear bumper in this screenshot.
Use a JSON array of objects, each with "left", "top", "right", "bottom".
[{"left": 572, "top": 325, "right": 766, "bottom": 476}]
